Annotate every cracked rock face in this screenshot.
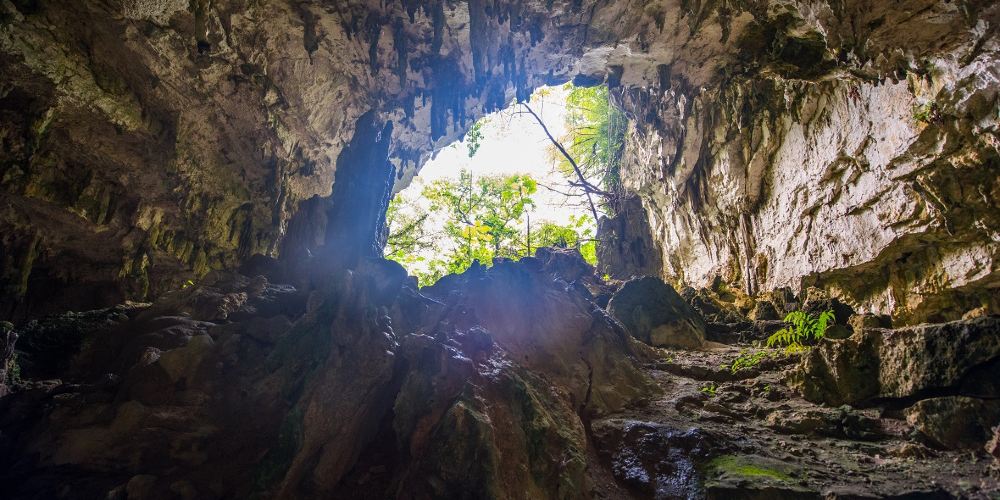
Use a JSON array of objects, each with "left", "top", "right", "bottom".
[
  {"left": 791, "top": 316, "right": 1000, "bottom": 406},
  {"left": 618, "top": 1, "right": 1000, "bottom": 324},
  {"left": 2, "top": 1, "right": 998, "bottom": 325}
]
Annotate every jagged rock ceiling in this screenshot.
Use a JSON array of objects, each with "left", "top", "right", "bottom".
[{"left": 1, "top": 0, "right": 998, "bottom": 323}]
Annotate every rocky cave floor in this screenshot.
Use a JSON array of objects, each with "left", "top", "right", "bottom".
[
  {"left": 0, "top": 250, "right": 998, "bottom": 499},
  {"left": 591, "top": 346, "right": 1000, "bottom": 499}
]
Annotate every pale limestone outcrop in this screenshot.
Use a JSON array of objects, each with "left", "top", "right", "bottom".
[
  {"left": 1, "top": 1, "right": 997, "bottom": 326},
  {"left": 618, "top": 2, "right": 1000, "bottom": 323}
]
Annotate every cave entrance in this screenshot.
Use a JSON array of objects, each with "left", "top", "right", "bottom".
[{"left": 385, "top": 83, "right": 624, "bottom": 286}]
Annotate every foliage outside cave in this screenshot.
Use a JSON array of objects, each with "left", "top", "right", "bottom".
[
  {"left": 385, "top": 171, "right": 597, "bottom": 286},
  {"left": 385, "top": 84, "right": 624, "bottom": 286},
  {"left": 542, "top": 83, "right": 627, "bottom": 215}
]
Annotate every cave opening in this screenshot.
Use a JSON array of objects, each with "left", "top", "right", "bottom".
[
  {"left": 2, "top": 1, "right": 999, "bottom": 498},
  {"left": 384, "top": 83, "right": 624, "bottom": 286}
]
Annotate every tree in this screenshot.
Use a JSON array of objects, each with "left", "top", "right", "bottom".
[
  {"left": 560, "top": 84, "right": 626, "bottom": 204},
  {"left": 384, "top": 193, "right": 432, "bottom": 268},
  {"left": 423, "top": 170, "right": 537, "bottom": 263},
  {"left": 464, "top": 120, "right": 484, "bottom": 158},
  {"left": 386, "top": 171, "right": 597, "bottom": 286},
  {"left": 533, "top": 215, "right": 597, "bottom": 265},
  {"left": 528, "top": 84, "right": 627, "bottom": 217}
]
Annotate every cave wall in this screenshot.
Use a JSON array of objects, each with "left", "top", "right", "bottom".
[
  {"left": 615, "top": 1, "right": 1000, "bottom": 324},
  {"left": 0, "top": 0, "right": 374, "bottom": 318},
  {"left": 1, "top": 0, "right": 997, "bottom": 323},
  {"left": 0, "top": 0, "right": 632, "bottom": 319}
]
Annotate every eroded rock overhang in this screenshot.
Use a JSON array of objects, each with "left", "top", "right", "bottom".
[{"left": 0, "top": 0, "right": 997, "bottom": 323}]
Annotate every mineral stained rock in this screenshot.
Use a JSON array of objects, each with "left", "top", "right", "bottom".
[
  {"left": 792, "top": 316, "right": 1000, "bottom": 407},
  {"left": 2, "top": 0, "right": 997, "bottom": 326}
]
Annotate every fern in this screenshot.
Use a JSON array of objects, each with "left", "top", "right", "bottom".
[
  {"left": 730, "top": 349, "right": 772, "bottom": 374},
  {"left": 766, "top": 309, "right": 834, "bottom": 353},
  {"left": 700, "top": 382, "right": 718, "bottom": 397}
]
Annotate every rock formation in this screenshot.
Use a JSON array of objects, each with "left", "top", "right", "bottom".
[
  {"left": 1, "top": 0, "right": 999, "bottom": 499},
  {"left": 3, "top": 0, "right": 996, "bottom": 324},
  {"left": 608, "top": 276, "right": 706, "bottom": 349},
  {"left": 0, "top": 251, "right": 657, "bottom": 498}
]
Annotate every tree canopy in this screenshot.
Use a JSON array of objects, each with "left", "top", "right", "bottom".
[
  {"left": 386, "top": 84, "right": 622, "bottom": 286},
  {"left": 386, "top": 170, "right": 596, "bottom": 286},
  {"left": 547, "top": 84, "right": 627, "bottom": 214}
]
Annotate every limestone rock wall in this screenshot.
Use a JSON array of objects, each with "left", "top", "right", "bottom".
[
  {"left": 0, "top": 0, "right": 633, "bottom": 319},
  {"left": 0, "top": 0, "right": 373, "bottom": 318},
  {"left": 1, "top": 0, "right": 998, "bottom": 324},
  {"left": 617, "top": 1, "right": 1000, "bottom": 324}
]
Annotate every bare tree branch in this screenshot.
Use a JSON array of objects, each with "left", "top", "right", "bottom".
[{"left": 520, "top": 103, "right": 600, "bottom": 222}]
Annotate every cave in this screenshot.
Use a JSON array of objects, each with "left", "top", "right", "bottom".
[{"left": 1, "top": 1, "right": 998, "bottom": 499}]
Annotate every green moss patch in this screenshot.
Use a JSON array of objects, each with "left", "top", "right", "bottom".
[{"left": 706, "top": 455, "right": 794, "bottom": 482}]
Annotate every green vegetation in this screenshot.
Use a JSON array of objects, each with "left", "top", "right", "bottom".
[
  {"left": 387, "top": 171, "right": 597, "bottom": 286},
  {"left": 766, "top": 310, "right": 835, "bottom": 353},
  {"left": 700, "top": 382, "right": 718, "bottom": 397},
  {"left": 465, "top": 120, "right": 484, "bottom": 158},
  {"left": 384, "top": 193, "right": 432, "bottom": 271},
  {"left": 706, "top": 455, "right": 793, "bottom": 482},
  {"left": 386, "top": 85, "right": 625, "bottom": 286},
  {"left": 547, "top": 84, "right": 627, "bottom": 214},
  {"left": 912, "top": 101, "right": 940, "bottom": 124},
  {"left": 730, "top": 348, "right": 773, "bottom": 374},
  {"left": 533, "top": 215, "right": 597, "bottom": 264},
  {"left": 425, "top": 170, "right": 536, "bottom": 260}
]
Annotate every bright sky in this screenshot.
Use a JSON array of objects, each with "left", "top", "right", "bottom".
[
  {"left": 395, "top": 85, "right": 595, "bottom": 275},
  {"left": 402, "top": 84, "right": 591, "bottom": 219}
]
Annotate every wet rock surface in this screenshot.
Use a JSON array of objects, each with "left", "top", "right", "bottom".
[
  {"left": 0, "top": 253, "right": 996, "bottom": 498},
  {"left": 792, "top": 316, "right": 1000, "bottom": 406},
  {"left": 592, "top": 343, "right": 999, "bottom": 499}
]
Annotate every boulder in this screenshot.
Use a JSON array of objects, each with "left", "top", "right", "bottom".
[
  {"left": 609, "top": 277, "right": 706, "bottom": 349},
  {"left": 12, "top": 305, "right": 141, "bottom": 380},
  {"left": 157, "top": 334, "right": 215, "bottom": 384},
  {"left": 682, "top": 287, "right": 746, "bottom": 324},
  {"left": 823, "top": 324, "right": 854, "bottom": 340},
  {"left": 801, "top": 289, "right": 856, "bottom": 326},
  {"left": 792, "top": 316, "right": 1000, "bottom": 406},
  {"left": 595, "top": 195, "right": 663, "bottom": 281},
  {"left": 905, "top": 396, "right": 1000, "bottom": 449},
  {"left": 420, "top": 259, "right": 658, "bottom": 417},
  {"left": 848, "top": 313, "right": 892, "bottom": 333},
  {"left": 534, "top": 246, "right": 595, "bottom": 284}
]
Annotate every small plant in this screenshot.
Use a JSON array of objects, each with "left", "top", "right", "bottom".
[
  {"left": 912, "top": 101, "right": 940, "bottom": 124},
  {"left": 730, "top": 348, "right": 772, "bottom": 374},
  {"left": 464, "top": 120, "right": 484, "bottom": 158},
  {"left": 700, "top": 382, "right": 718, "bottom": 397},
  {"left": 766, "top": 309, "right": 835, "bottom": 353}
]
